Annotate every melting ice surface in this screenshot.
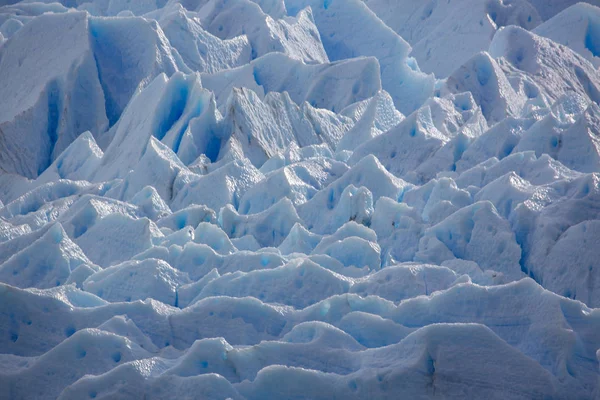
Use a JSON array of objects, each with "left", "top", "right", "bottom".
[{"left": 0, "top": 0, "right": 600, "bottom": 398}]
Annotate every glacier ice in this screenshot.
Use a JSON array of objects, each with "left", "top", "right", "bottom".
[
  {"left": 364, "top": 0, "right": 542, "bottom": 78},
  {"left": 1, "top": 0, "right": 600, "bottom": 399}
]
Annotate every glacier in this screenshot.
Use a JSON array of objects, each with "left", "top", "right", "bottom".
[{"left": 0, "top": 0, "right": 600, "bottom": 399}]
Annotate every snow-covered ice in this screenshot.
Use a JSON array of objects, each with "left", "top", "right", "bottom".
[{"left": 1, "top": 0, "right": 600, "bottom": 399}]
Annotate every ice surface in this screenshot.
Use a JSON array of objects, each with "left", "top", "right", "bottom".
[
  {"left": 150, "top": 3, "right": 252, "bottom": 73},
  {"left": 75, "top": 214, "right": 164, "bottom": 267},
  {"left": 364, "top": 0, "right": 541, "bottom": 78},
  {"left": 286, "top": 0, "right": 435, "bottom": 115},
  {"left": 534, "top": 3, "right": 600, "bottom": 68},
  {"left": 196, "top": 0, "right": 328, "bottom": 64},
  {"left": 0, "top": 12, "right": 107, "bottom": 178},
  {"left": 1, "top": 0, "right": 600, "bottom": 398},
  {"left": 202, "top": 51, "right": 382, "bottom": 112},
  {"left": 0, "top": 223, "right": 91, "bottom": 289},
  {"left": 489, "top": 26, "right": 600, "bottom": 106},
  {"left": 83, "top": 258, "right": 190, "bottom": 305}
]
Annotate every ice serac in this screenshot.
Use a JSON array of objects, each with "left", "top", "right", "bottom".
[
  {"left": 83, "top": 258, "right": 190, "bottom": 305},
  {"left": 0, "top": 275, "right": 597, "bottom": 398},
  {"left": 515, "top": 103, "right": 600, "bottom": 173},
  {"left": 94, "top": 72, "right": 199, "bottom": 180},
  {"left": 219, "top": 88, "right": 321, "bottom": 168},
  {"left": 159, "top": 241, "right": 285, "bottom": 280},
  {"left": 526, "top": 0, "right": 600, "bottom": 21},
  {"left": 416, "top": 201, "right": 523, "bottom": 281},
  {"left": 0, "top": 180, "right": 114, "bottom": 232},
  {"left": 0, "top": 172, "right": 30, "bottom": 206},
  {"left": 456, "top": 150, "right": 582, "bottom": 189},
  {"left": 311, "top": 221, "right": 381, "bottom": 271},
  {"left": 286, "top": 0, "right": 434, "bottom": 114},
  {"left": 35, "top": 131, "right": 104, "bottom": 186},
  {"left": 298, "top": 184, "right": 374, "bottom": 235},
  {"left": 76, "top": 0, "right": 168, "bottom": 16},
  {"left": 193, "top": 222, "right": 237, "bottom": 254},
  {"left": 56, "top": 194, "right": 142, "bottom": 239},
  {"left": 240, "top": 156, "right": 349, "bottom": 214},
  {"left": 106, "top": 137, "right": 189, "bottom": 203},
  {"left": 0, "top": 218, "right": 31, "bottom": 244},
  {"left": 220, "top": 197, "right": 302, "bottom": 247},
  {"left": 534, "top": 3, "right": 600, "bottom": 68},
  {"left": 456, "top": 116, "right": 536, "bottom": 172},
  {"left": 489, "top": 26, "right": 600, "bottom": 107},
  {"left": 157, "top": 204, "right": 217, "bottom": 230},
  {"left": 403, "top": 177, "right": 473, "bottom": 225},
  {"left": 218, "top": 88, "right": 357, "bottom": 170},
  {"left": 130, "top": 186, "right": 172, "bottom": 221},
  {"left": 150, "top": 3, "right": 253, "bottom": 73},
  {"left": 0, "top": 328, "right": 151, "bottom": 400},
  {"left": 349, "top": 263, "right": 459, "bottom": 302},
  {"left": 75, "top": 214, "right": 163, "bottom": 267},
  {"left": 258, "top": 142, "right": 340, "bottom": 173},
  {"left": 0, "top": 3, "right": 70, "bottom": 29},
  {"left": 171, "top": 158, "right": 264, "bottom": 211},
  {"left": 363, "top": 0, "right": 541, "bottom": 78},
  {"left": 0, "top": 9, "right": 190, "bottom": 178},
  {"left": 0, "top": 11, "right": 107, "bottom": 178},
  {"left": 337, "top": 90, "right": 404, "bottom": 152},
  {"left": 297, "top": 155, "right": 410, "bottom": 233},
  {"left": 474, "top": 171, "right": 534, "bottom": 219},
  {"left": 511, "top": 172, "right": 600, "bottom": 307},
  {"left": 542, "top": 220, "right": 600, "bottom": 307},
  {"left": 278, "top": 223, "right": 321, "bottom": 255},
  {"left": 348, "top": 92, "right": 486, "bottom": 183},
  {"left": 88, "top": 14, "right": 185, "bottom": 129},
  {"left": 236, "top": 323, "right": 561, "bottom": 399},
  {"left": 195, "top": 259, "right": 350, "bottom": 308},
  {"left": 197, "top": 0, "right": 328, "bottom": 64},
  {"left": 202, "top": 52, "right": 381, "bottom": 113},
  {"left": 97, "top": 315, "right": 159, "bottom": 352},
  {"left": 0, "top": 223, "right": 91, "bottom": 289},
  {"left": 58, "top": 365, "right": 242, "bottom": 400},
  {"left": 348, "top": 103, "right": 448, "bottom": 182},
  {"left": 444, "top": 52, "right": 525, "bottom": 124},
  {"left": 370, "top": 197, "right": 423, "bottom": 264},
  {"left": 2, "top": 0, "right": 600, "bottom": 397},
  {"left": 0, "top": 17, "right": 24, "bottom": 40}
]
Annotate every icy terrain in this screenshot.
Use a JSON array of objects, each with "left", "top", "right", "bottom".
[{"left": 0, "top": 0, "right": 600, "bottom": 398}]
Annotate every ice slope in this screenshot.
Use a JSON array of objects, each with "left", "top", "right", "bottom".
[
  {"left": 1, "top": 0, "right": 600, "bottom": 398},
  {"left": 83, "top": 258, "right": 190, "bottom": 305},
  {"left": 534, "top": 3, "right": 600, "bottom": 68},
  {"left": 526, "top": 0, "right": 600, "bottom": 21},
  {"left": 364, "top": 0, "right": 541, "bottom": 78},
  {"left": 201, "top": 52, "right": 381, "bottom": 112},
  {"left": 219, "top": 88, "right": 321, "bottom": 167},
  {"left": 348, "top": 93, "right": 487, "bottom": 183},
  {"left": 148, "top": 3, "right": 253, "bottom": 73},
  {"left": 336, "top": 90, "right": 404, "bottom": 152},
  {"left": 239, "top": 155, "right": 349, "bottom": 214},
  {"left": 87, "top": 15, "right": 188, "bottom": 126},
  {"left": 489, "top": 26, "right": 600, "bottom": 106},
  {"left": 285, "top": 0, "right": 435, "bottom": 115},
  {"left": 196, "top": 0, "right": 328, "bottom": 64},
  {"left": 0, "top": 12, "right": 107, "bottom": 178},
  {"left": 0, "top": 3, "right": 70, "bottom": 39},
  {"left": 0, "top": 278, "right": 599, "bottom": 398},
  {"left": 0, "top": 223, "right": 92, "bottom": 289},
  {"left": 441, "top": 27, "right": 600, "bottom": 131},
  {"left": 0, "top": 10, "right": 185, "bottom": 178}
]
